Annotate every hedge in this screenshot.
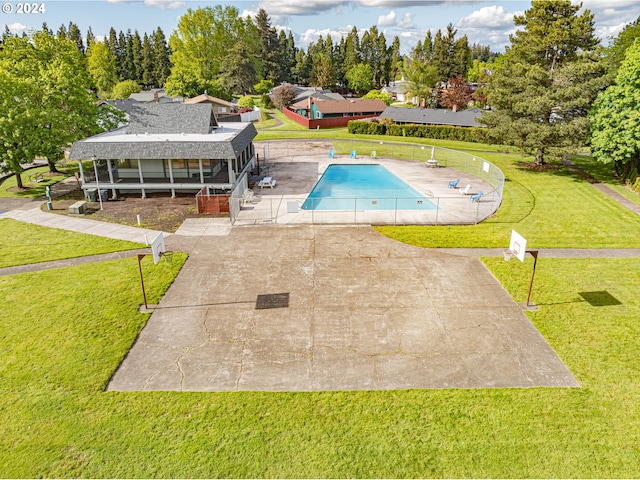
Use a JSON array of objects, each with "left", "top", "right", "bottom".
[{"left": 348, "top": 120, "right": 488, "bottom": 143}]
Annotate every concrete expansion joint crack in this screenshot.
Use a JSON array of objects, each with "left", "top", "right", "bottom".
[
  {"left": 235, "top": 340, "right": 247, "bottom": 392},
  {"left": 176, "top": 347, "right": 191, "bottom": 391}
]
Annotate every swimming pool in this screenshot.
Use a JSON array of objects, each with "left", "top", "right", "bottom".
[{"left": 302, "top": 164, "right": 436, "bottom": 211}]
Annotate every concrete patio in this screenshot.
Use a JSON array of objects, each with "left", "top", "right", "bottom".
[
  {"left": 234, "top": 153, "right": 499, "bottom": 225},
  {"left": 109, "top": 225, "right": 579, "bottom": 392}
]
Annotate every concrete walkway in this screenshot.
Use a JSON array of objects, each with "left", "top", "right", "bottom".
[{"left": 1, "top": 206, "right": 169, "bottom": 244}]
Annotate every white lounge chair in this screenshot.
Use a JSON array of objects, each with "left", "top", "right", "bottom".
[
  {"left": 258, "top": 177, "right": 277, "bottom": 188},
  {"left": 459, "top": 184, "right": 472, "bottom": 195},
  {"left": 243, "top": 189, "right": 258, "bottom": 204}
]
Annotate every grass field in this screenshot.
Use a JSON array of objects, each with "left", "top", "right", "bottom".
[
  {"left": 0, "top": 218, "right": 143, "bottom": 268},
  {"left": 1, "top": 253, "right": 639, "bottom": 477},
  {"left": 1, "top": 135, "right": 640, "bottom": 477}
]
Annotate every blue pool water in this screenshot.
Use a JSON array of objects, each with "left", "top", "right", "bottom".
[{"left": 302, "top": 164, "right": 436, "bottom": 211}]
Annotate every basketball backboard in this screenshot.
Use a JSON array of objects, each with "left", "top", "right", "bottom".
[
  {"left": 151, "top": 233, "right": 166, "bottom": 265},
  {"left": 508, "top": 230, "right": 527, "bottom": 262}
]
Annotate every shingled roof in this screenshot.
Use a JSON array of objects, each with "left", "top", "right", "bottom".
[
  {"left": 379, "top": 106, "right": 486, "bottom": 128},
  {"left": 69, "top": 103, "right": 257, "bottom": 161},
  {"left": 128, "top": 103, "right": 217, "bottom": 134},
  {"left": 313, "top": 98, "right": 387, "bottom": 115}
]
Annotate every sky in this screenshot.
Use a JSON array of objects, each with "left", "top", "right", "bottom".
[{"left": 2, "top": 0, "right": 639, "bottom": 55}]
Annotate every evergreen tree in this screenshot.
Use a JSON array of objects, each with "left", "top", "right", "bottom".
[
  {"left": 152, "top": 27, "right": 171, "bottom": 87},
  {"left": 57, "top": 24, "right": 67, "bottom": 39},
  {"left": 141, "top": 33, "right": 155, "bottom": 88},
  {"left": 123, "top": 30, "right": 136, "bottom": 80},
  {"left": 482, "top": 0, "right": 608, "bottom": 165},
  {"left": 68, "top": 21, "right": 84, "bottom": 54},
  {"left": 344, "top": 27, "right": 360, "bottom": 74},
  {"left": 220, "top": 41, "right": 257, "bottom": 94},
  {"left": 132, "top": 31, "right": 143, "bottom": 84},
  {"left": 293, "top": 49, "right": 312, "bottom": 85},
  {"left": 86, "top": 27, "right": 95, "bottom": 49},
  {"left": 390, "top": 36, "right": 402, "bottom": 81},
  {"left": 312, "top": 53, "right": 335, "bottom": 89},
  {"left": 255, "top": 9, "right": 281, "bottom": 83}
]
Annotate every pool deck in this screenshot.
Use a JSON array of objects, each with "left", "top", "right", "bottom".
[{"left": 235, "top": 154, "right": 498, "bottom": 225}]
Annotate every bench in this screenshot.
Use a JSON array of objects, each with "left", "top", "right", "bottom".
[
  {"left": 68, "top": 200, "right": 87, "bottom": 215},
  {"left": 29, "top": 172, "right": 44, "bottom": 183}
]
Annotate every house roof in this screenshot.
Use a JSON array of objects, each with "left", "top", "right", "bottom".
[
  {"left": 127, "top": 103, "right": 218, "bottom": 135},
  {"left": 313, "top": 98, "right": 387, "bottom": 115},
  {"left": 100, "top": 99, "right": 138, "bottom": 115},
  {"left": 128, "top": 88, "right": 178, "bottom": 103},
  {"left": 69, "top": 103, "right": 258, "bottom": 161},
  {"left": 183, "top": 93, "right": 235, "bottom": 107},
  {"left": 379, "top": 106, "right": 486, "bottom": 128}
]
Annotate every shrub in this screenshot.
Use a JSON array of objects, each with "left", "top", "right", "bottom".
[
  {"left": 349, "top": 120, "right": 488, "bottom": 143},
  {"left": 238, "top": 96, "right": 255, "bottom": 109}
]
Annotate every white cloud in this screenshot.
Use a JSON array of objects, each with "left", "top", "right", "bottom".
[
  {"left": 398, "top": 12, "right": 414, "bottom": 29},
  {"left": 358, "top": 0, "right": 446, "bottom": 7},
  {"left": 378, "top": 11, "right": 396, "bottom": 26},
  {"left": 106, "top": 0, "right": 184, "bottom": 8},
  {"left": 144, "top": 0, "right": 184, "bottom": 9},
  {"left": 298, "top": 27, "right": 350, "bottom": 47},
  {"left": 456, "top": 5, "right": 517, "bottom": 29},
  {"left": 257, "top": 0, "right": 345, "bottom": 16},
  {"left": 7, "top": 22, "right": 28, "bottom": 34}
]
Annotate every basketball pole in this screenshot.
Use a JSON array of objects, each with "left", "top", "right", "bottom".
[
  {"left": 525, "top": 250, "right": 539, "bottom": 307},
  {"left": 138, "top": 254, "right": 148, "bottom": 310}
]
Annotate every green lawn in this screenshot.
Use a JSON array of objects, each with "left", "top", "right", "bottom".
[
  {"left": 0, "top": 218, "right": 142, "bottom": 268},
  {"left": 1, "top": 254, "right": 639, "bottom": 477},
  {"left": 377, "top": 151, "right": 640, "bottom": 248},
  {"left": 2, "top": 136, "right": 640, "bottom": 477},
  {"left": 0, "top": 165, "right": 70, "bottom": 198},
  {"left": 569, "top": 154, "right": 640, "bottom": 206}
]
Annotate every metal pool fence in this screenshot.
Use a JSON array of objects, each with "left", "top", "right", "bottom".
[{"left": 230, "top": 139, "right": 505, "bottom": 226}]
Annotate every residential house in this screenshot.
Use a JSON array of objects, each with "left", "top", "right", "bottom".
[
  {"left": 183, "top": 93, "right": 237, "bottom": 115},
  {"left": 69, "top": 103, "right": 258, "bottom": 199},
  {"left": 379, "top": 106, "right": 486, "bottom": 128},
  {"left": 284, "top": 98, "right": 387, "bottom": 129},
  {"left": 128, "top": 88, "right": 179, "bottom": 104}
]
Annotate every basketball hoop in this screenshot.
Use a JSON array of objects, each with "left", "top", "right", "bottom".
[
  {"left": 503, "top": 249, "right": 515, "bottom": 261},
  {"left": 162, "top": 251, "right": 174, "bottom": 265}
]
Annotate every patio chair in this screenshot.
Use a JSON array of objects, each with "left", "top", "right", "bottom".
[
  {"left": 448, "top": 178, "right": 460, "bottom": 188},
  {"left": 243, "top": 189, "right": 258, "bottom": 204},
  {"left": 329, "top": 149, "right": 335, "bottom": 158},
  {"left": 470, "top": 191, "right": 483, "bottom": 202},
  {"left": 258, "top": 177, "right": 277, "bottom": 188},
  {"left": 459, "top": 184, "right": 472, "bottom": 195},
  {"left": 350, "top": 150, "right": 357, "bottom": 159}
]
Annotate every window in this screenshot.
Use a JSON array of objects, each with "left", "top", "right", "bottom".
[{"left": 117, "top": 159, "right": 138, "bottom": 169}]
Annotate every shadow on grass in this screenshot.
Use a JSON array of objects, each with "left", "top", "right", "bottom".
[{"left": 578, "top": 291, "right": 623, "bottom": 307}]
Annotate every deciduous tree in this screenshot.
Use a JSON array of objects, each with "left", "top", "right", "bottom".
[
  {"left": 346, "top": 63, "right": 373, "bottom": 93},
  {"left": 271, "top": 84, "right": 296, "bottom": 109},
  {"left": 590, "top": 41, "right": 640, "bottom": 184},
  {"left": 87, "top": 40, "right": 118, "bottom": 96}
]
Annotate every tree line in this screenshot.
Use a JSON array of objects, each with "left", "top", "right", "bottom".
[{"left": 1, "top": 1, "right": 639, "bottom": 186}]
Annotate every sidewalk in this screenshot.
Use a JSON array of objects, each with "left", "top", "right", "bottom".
[{"left": 1, "top": 205, "right": 169, "bottom": 245}]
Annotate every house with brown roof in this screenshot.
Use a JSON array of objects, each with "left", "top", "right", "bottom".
[
  {"left": 183, "top": 93, "right": 236, "bottom": 115},
  {"left": 284, "top": 97, "right": 387, "bottom": 129}
]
